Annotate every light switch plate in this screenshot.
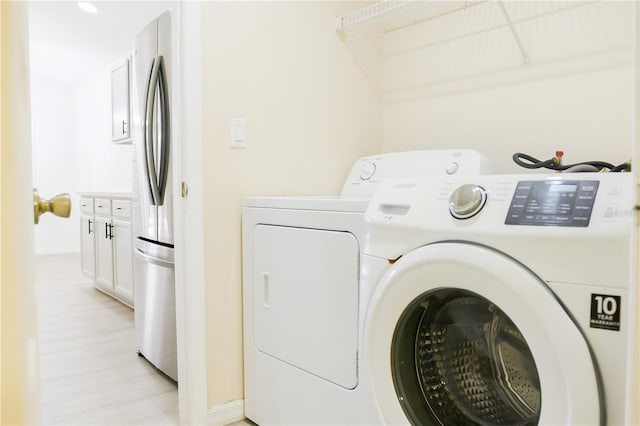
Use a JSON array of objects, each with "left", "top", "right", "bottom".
[{"left": 230, "top": 118, "right": 247, "bottom": 149}]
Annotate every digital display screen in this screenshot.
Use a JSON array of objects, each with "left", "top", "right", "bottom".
[
  {"left": 548, "top": 184, "right": 578, "bottom": 193},
  {"left": 505, "top": 180, "right": 599, "bottom": 227}
]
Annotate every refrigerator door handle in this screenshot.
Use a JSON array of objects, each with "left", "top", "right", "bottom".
[
  {"left": 143, "top": 57, "right": 161, "bottom": 206},
  {"left": 135, "top": 247, "right": 174, "bottom": 269},
  {"left": 155, "top": 55, "right": 171, "bottom": 206}
]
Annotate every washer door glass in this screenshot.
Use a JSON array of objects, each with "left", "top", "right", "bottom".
[{"left": 392, "top": 289, "right": 541, "bottom": 426}]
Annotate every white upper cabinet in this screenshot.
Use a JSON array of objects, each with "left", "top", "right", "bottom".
[{"left": 111, "top": 57, "right": 131, "bottom": 143}]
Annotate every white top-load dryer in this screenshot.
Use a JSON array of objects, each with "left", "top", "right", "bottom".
[{"left": 242, "top": 150, "right": 490, "bottom": 425}]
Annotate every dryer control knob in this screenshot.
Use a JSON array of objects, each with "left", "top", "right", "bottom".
[
  {"left": 449, "top": 184, "right": 487, "bottom": 219},
  {"left": 445, "top": 162, "right": 459, "bottom": 175},
  {"left": 360, "top": 161, "right": 376, "bottom": 181}
]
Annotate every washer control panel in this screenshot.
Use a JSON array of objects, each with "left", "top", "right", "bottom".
[{"left": 505, "top": 180, "right": 599, "bottom": 227}]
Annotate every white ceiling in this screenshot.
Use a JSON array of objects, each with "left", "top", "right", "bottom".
[{"left": 29, "top": 1, "right": 174, "bottom": 86}]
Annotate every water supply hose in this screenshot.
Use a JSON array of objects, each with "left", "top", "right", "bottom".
[{"left": 512, "top": 152, "right": 630, "bottom": 172}]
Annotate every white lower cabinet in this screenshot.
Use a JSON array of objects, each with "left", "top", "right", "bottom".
[
  {"left": 80, "top": 214, "right": 96, "bottom": 278},
  {"left": 95, "top": 215, "right": 115, "bottom": 288},
  {"left": 113, "top": 218, "right": 133, "bottom": 302},
  {"left": 80, "top": 194, "right": 134, "bottom": 307}
]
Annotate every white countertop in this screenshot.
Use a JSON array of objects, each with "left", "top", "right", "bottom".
[{"left": 78, "top": 192, "right": 134, "bottom": 199}]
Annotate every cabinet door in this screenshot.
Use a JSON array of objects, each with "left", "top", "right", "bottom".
[
  {"left": 113, "top": 219, "right": 133, "bottom": 304},
  {"left": 95, "top": 216, "right": 114, "bottom": 288},
  {"left": 111, "top": 58, "right": 130, "bottom": 142},
  {"left": 80, "top": 215, "right": 95, "bottom": 279}
]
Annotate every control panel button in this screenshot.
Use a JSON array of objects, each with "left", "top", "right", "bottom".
[
  {"left": 449, "top": 184, "right": 488, "bottom": 219},
  {"left": 359, "top": 161, "right": 376, "bottom": 181}
]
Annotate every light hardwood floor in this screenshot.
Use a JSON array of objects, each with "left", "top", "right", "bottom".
[{"left": 36, "top": 253, "right": 178, "bottom": 425}]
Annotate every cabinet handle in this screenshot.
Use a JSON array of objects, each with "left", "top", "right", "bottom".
[
  {"left": 122, "top": 120, "right": 127, "bottom": 135},
  {"left": 88, "top": 219, "right": 93, "bottom": 235},
  {"left": 104, "top": 223, "right": 114, "bottom": 240}
]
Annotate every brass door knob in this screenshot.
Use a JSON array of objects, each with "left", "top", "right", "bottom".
[{"left": 33, "top": 189, "right": 71, "bottom": 224}]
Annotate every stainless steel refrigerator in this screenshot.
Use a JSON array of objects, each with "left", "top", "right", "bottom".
[{"left": 132, "top": 10, "right": 177, "bottom": 382}]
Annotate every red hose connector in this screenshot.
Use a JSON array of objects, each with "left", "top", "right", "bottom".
[{"left": 554, "top": 150, "right": 564, "bottom": 165}]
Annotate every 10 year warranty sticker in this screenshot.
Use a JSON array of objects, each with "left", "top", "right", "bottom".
[{"left": 590, "top": 294, "right": 621, "bottom": 331}]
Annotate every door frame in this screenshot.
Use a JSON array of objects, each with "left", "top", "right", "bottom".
[
  {"left": 633, "top": 3, "right": 640, "bottom": 425},
  {"left": 174, "top": 2, "right": 208, "bottom": 424}
]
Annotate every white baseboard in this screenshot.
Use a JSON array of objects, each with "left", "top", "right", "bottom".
[{"left": 208, "top": 399, "right": 245, "bottom": 425}]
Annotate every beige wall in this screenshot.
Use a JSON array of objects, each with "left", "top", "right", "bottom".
[
  {"left": 379, "top": 1, "right": 634, "bottom": 172},
  {"left": 200, "top": 1, "right": 380, "bottom": 406},
  {"left": 200, "top": 0, "right": 638, "bottom": 411},
  {"left": 382, "top": 67, "right": 634, "bottom": 173}
]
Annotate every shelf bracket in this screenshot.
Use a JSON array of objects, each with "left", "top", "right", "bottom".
[{"left": 498, "top": 0, "right": 530, "bottom": 65}]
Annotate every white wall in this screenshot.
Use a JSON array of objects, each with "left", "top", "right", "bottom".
[
  {"left": 31, "top": 64, "right": 134, "bottom": 255},
  {"left": 201, "top": 1, "right": 381, "bottom": 407},
  {"left": 75, "top": 67, "right": 134, "bottom": 192},
  {"left": 31, "top": 76, "right": 80, "bottom": 254}
]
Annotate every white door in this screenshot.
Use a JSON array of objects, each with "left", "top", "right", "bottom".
[
  {"left": 366, "top": 243, "right": 601, "bottom": 426},
  {"left": 1, "top": 2, "right": 41, "bottom": 424}
]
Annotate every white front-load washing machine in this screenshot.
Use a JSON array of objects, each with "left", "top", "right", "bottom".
[
  {"left": 242, "top": 150, "right": 491, "bottom": 425},
  {"left": 363, "top": 172, "right": 635, "bottom": 425}
]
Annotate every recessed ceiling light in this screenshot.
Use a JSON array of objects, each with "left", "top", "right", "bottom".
[{"left": 77, "top": 2, "right": 98, "bottom": 14}]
